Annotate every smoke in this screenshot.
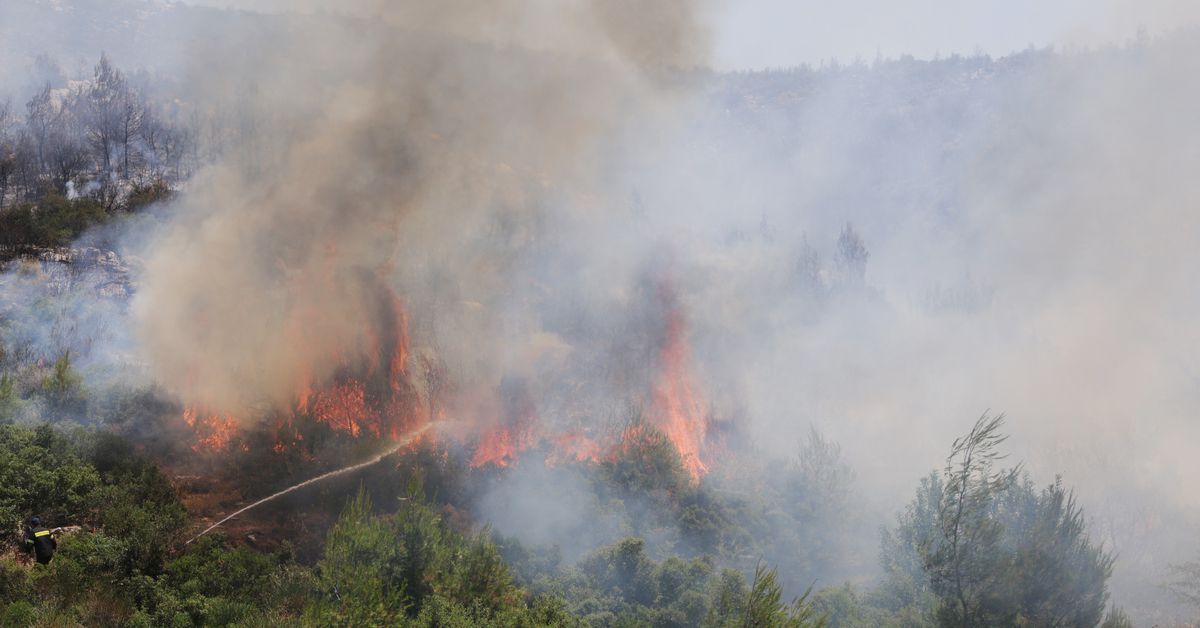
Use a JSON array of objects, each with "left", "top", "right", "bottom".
[
  {"left": 6, "top": 0, "right": 1200, "bottom": 620},
  {"left": 668, "top": 39, "right": 1200, "bottom": 615},
  {"left": 132, "top": 1, "right": 712, "bottom": 416}
]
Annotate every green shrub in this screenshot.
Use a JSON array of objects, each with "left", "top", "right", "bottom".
[
  {"left": 881, "top": 414, "right": 1115, "bottom": 627},
  {"left": 124, "top": 182, "right": 175, "bottom": 212},
  {"left": 39, "top": 352, "right": 85, "bottom": 416},
  {"left": 165, "top": 535, "right": 284, "bottom": 602},
  {"left": 0, "top": 424, "right": 101, "bottom": 531},
  {"left": 0, "top": 600, "right": 36, "bottom": 627},
  {"left": 0, "top": 558, "right": 30, "bottom": 605},
  {"left": 33, "top": 531, "right": 129, "bottom": 601},
  {"left": 600, "top": 423, "right": 690, "bottom": 499},
  {"left": 0, "top": 192, "right": 107, "bottom": 249}
]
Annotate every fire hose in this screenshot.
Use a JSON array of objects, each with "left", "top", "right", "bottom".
[{"left": 185, "top": 423, "right": 431, "bottom": 545}]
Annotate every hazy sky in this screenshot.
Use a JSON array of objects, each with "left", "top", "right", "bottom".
[
  {"left": 186, "top": 0, "right": 1200, "bottom": 70},
  {"left": 712, "top": 0, "right": 1197, "bottom": 69}
]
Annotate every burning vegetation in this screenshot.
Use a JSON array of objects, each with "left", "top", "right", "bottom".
[{"left": 178, "top": 277, "right": 724, "bottom": 487}]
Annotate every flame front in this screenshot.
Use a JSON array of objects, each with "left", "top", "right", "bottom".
[
  {"left": 182, "top": 406, "right": 238, "bottom": 452},
  {"left": 647, "top": 291, "right": 710, "bottom": 482},
  {"left": 305, "top": 381, "right": 377, "bottom": 438},
  {"left": 180, "top": 281, "right": 717, "bottom": 481}
]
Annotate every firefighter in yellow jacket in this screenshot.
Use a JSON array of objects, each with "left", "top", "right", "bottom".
[{"left": 24, "top": 516, "right": 56, "bottom": 565}]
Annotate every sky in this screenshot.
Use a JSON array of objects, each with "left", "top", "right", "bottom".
[
  {"left": 709, "top": 0, "right": 1195, "bottom": 69},
  {"left": 183, "top": 0, "right": 1199, "bottom": 70}
]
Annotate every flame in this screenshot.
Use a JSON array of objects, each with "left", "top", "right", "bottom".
[
  {"left": 463, "top": 286, "right": 714, "bottom": 478},
  {"left": 388, "top": 298, "right": 410, "bottom": 388},
  {"left": 470, "top": 427, "right": 528, "bottom": 467},
  {"left": 182, "top": 285, "right": 429, "bottom": 455},
  {"left": 181, "top": 275, "right": 717, "bottom": 482},
  {"left": 309, "top": 381, "right": 379, "bottom": 438},
  {"left": 285, "top": 292, "right": 425, "bottom": 444},
  {"left": 550, "top": 430, "right": 604, "bottom": 464},
  {"left": 470, "top": 385, "right": 538, "bottom": 468},
  {"left": 648, "top": 292, "right": 709, "bottom": 482},
  {"left": 182, "top": 406, "right": 238, "bottom": 453}
]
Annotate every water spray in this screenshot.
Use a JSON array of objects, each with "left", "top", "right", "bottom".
[{"left": 185, "top": 423, "right": 432, "bottom": 545}]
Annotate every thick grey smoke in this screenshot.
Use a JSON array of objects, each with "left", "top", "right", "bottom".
[{"left": 131, "top": 1, "right": 712, "bottom": 416}]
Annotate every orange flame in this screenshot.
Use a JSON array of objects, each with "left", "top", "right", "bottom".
[
  {"left": 309, "top": 381, "right": 379, "bottom": 438},
  {"left": 471, "top": 427, "right": 532, "bottom": 467},
  {"left": 281, "top": 292, "right": 425, "bottom": 445},
  {"left": 470, "top": 387, "right": 538, "bottom": 468},
  {"left": 648, "top": 296, "right": 709, "bottom": 482},
  {"left": 182, "top": 406, "right": 238, "bottom": 453},
  {"left": 550, "top": 430, "right": 605, "bottom": 464},
  {"left": 182, "top": 274, "right": 717, "bottom": 483}
]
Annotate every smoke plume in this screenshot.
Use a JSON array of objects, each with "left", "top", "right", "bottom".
[{"left": 132, "top": 1, "right": 712, "bottom": 418}]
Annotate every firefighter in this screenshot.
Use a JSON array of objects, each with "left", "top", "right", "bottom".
[{"left": 24, "top": 516, "right": 56, "bottom": 565}]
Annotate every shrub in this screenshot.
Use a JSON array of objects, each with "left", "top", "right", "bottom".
[
  {"left": 124, "top": 182, "right": 174, "bottom": 212},
  {"left": 0, "top": 423, "right": 101, "bottom": 532}
]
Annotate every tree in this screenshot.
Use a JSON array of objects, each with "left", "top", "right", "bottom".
[
  {"left": 876, "top": 473, "right": 941, "bottom": 623},
  {"left": 44, "top": 121, "right": 89, "bottom": 192},
  {"left": 0, "top": 424, "right": 101, "bottom": 532},
  {"left": 140, "top": 105, "right": 190, "bottom": 182},
  {"left": 309, "top": 483, "right": 528, "bottom": 623},
  {"left": 601, "top": 419, "right": 691, "bottom": 498},
  {"left": 40, "top": 351, "right": 86, "bottom": 415},
  {"left": 924, "top": 412, "right": 1019, "bottom": 626},
  {"left": 774, "top": 428, "right": 857, "bottom": 588},
  {"left": 794, "top": 235, "right": 826, "bottom": 316},
  {"left": 0, "top": 99, "right": 14, "bottom": 209},
  {"left": 26, "top": 54, "right": 65, "bottom": 92},
  {"left": 834, "top": 223, "right": 869, "bottom": 286},
  {"left": 998, "top": 478, "right": 1114, "bottom": 626},
  {"left": 705, "top": 564, "right": 825, "bottom": 627},
  {"left": 1167, "top": 553, "right": 1200, "bottom": 616},
  {"left": 0, "top": 375, "right": 18, "bottom": 424},
  {"left": 25, "top": 84, "right": 57, "bottom": 176},
  {"left": 80, "top": 53, "right": 128, "bottom": 175},
  {"left": 885, "top": 413, "right": 1116, "bottom": 626},
  {"left": 309, "top": 488, "right": 410, "bottom": 624},
  {"left": 119, "top": 87, "right": 143, "bottom": 179}
]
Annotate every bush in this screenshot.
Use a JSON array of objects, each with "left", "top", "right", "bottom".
[
  {"left": 39, "top": 352, "right": 85, "bottom": 416},
  {"left": 0, "top": 557, "right": 31, "bottom": 604},
  {"left": 0, "top": 423, "right": 101, "bottom": 532},
  {"left": 600, "top": 423, "right": 690, "bottom": 499},
  {"left": 880, "top": 414, "right": 1115, "bottom": 627},
  {"left": 0, "top": 192, "right": 107, "bottom": 249},
  {"left": 0, "top": 600, "right": 36, "bottom": 627},
  {"left": 165, "top": 534, "right": 284, "bottom": 602},
  {"left": 90, "top": 460, "right": 188, "bottom": 576},
  {"left": 308, "top": 486, "right": 574, "bottom": 626},
  {"left": 32, "top": 530, "right": 130, "bottom": 607},
  {"left": 124, "top": 182, "right": 174, "bottom": 212}
]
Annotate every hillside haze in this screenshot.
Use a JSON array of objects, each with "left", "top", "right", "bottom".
[{"left": 1, "top": 1, "right": 1199, "bottom": 626}]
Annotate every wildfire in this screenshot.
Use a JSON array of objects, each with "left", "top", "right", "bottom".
[
  {"left": 470, "top": 426, "right": 533, "bottom": 467},
  {"left": 284, "top": 291, "right": 424, "bottom": 440},
  {"left": 550, "top": 430, "right": 605, "bottom": 464},
  {"left": 307, "top": 381, "right": 378, "bottom": 438},
  {"left": 182, "top": 406, "right": 238, "bottom": 453},
  {"left": 469, "top": 378, "right": 538, "bottom": 468},
  {"left": 452, "top": 280, "right": 715, "bottom": 481},
  {"left": 647, "top": 287, "right": 710, "bottom": 482},
  {"left": 180, "top": 277, "right": 717, "bottom": 483},
  {"left": 181, "top": 286, "right": 427, "bottom": 454}
]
